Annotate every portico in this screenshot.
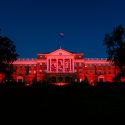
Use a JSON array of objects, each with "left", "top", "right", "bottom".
[
  {"left": 47, "top": 57, "right": 74, "bottom": 73},
  {"left": 46, "top": 49, "right": 75, "bottom": 73}
]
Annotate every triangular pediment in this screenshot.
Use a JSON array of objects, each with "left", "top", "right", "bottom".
[{"left": 49, "top": 49, "right": 72, "bottom": 56}]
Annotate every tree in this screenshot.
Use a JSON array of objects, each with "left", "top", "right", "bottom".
[
  {"left": 0, "top": 31, "right": 19, "bottom": 82},
  {"left": 103, "top": 25, "right": 125, "bottom": 81}
]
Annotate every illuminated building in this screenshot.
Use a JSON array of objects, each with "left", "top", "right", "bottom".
[{"left": 0, "top": 48, "right": 124, "bottom": 85}]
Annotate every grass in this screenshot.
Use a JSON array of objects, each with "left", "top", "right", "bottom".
[{"left": 0, "top": 81, "right": 125, "bottom": 115}]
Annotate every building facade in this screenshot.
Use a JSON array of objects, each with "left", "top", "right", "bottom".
[{"left": 0, "top": 48, "right": 124, "bottom": 85}]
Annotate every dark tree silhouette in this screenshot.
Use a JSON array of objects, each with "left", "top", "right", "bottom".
[
  {"left": 0, "top": 31, "right": 19, "bottom": 82},
  {"left": 103, "top": 25, "right": 125, "bottom": 81}
]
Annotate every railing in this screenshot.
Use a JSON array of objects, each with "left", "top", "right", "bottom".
[
  {"left": 17, "top": 58, "right": 36, "bottom": 61},
  {"left": 47, "top": 71, "right": 75, "bottom": 73},
  {"left": 85, "top": 58, "right": 107, "bottom": 60}
]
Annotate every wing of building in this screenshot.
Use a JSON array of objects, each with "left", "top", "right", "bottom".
[{"left": 0, "top": 48, "right": 124, "bottom": 85}]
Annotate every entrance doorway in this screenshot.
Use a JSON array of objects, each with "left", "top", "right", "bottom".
[
  {"left": 65, "top": 76, "right": 71, "bottom": 83},
  {"left": 98, "top": 75, "right": 104, "bottom": 82},
  {"left": 99, "top": 78, "right": 104, "bottom": 82},
  {"left": 58, "top": 76, "right": 63, "bottom": 82},
  {"left": 51, "top": 76, "right": 56, "bottom": 83},
  {"left": 17, "top": 76, "right": 23, "bottom": 82}
]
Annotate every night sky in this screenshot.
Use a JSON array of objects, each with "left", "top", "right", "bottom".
[{"left": 0, "top": 0, "right": 125, "bottom": 58}]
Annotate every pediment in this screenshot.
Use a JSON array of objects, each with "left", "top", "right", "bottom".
[{"left": 49, "top": 49, "right": 72, "bottom": 56}]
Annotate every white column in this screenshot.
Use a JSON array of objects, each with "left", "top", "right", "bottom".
[
  {"left": 63, "top": 59, "right": 65, "bottom": 73},
  {"left": 56, "top": 58, "right": 58, "bottom": 73},
  {"left": 47, "top": 58, "right": 49, "bottom": 73},
  {"left": 50, "top": 58, "right": 51, "bottom": 72},
  {"left": 48, "top": 59, "right": 50, "bottom": 72},
  {"left": 71, "top": 59, "right": 73, "bottom": 73},
  {"left": 71, "top": 59, "right": 72, "bottom": 72},
  {"left": 70, "top": 58, "right": 71, "bottom": 72},
  {"left": 72, "top": 59, "right": 74, "bottom": 73}
]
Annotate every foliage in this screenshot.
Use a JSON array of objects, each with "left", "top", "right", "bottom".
[
  {"left": 103, "top": 25, "right": 125, "bottom": 80},
  {"left": 0, "top": 32, "right": 19, "bottom": 80}
]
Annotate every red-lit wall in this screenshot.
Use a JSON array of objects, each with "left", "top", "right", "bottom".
[{"left": 0, "top": 49, "right": 123, "bottom": 84}]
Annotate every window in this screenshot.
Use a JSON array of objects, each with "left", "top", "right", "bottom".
[
  {"left": 80, "top": 78, "right": 82, "bottom": 82},
  {"left": 20, "top": 64, "right": 22, "bottom": 68},
  {"left": 108, "top": 64, "right": 110, "bottom": 69},
  {"left": 29, "top": 64, "right": 32, "bottom": 67},
  {"left": 90, "top": 64, "right": 92, "bottom": 68},
  {"left": 103, "top": 64, "right": 106, "bottom": 69},
  {"left": 79, "top": 63, "right": 82, "bottom": 67},
  {"left": 90, "top": 70, "right": 92, "bottom": 74},
  {"left": 14, "top": 65, "right": 17, "bottom": 70},
  {"left": 39, "top": 69, "right": 42, "bottom": 73},
  {"left": 40, "top": 63, "right": 42, "bottom": 68},
  {"left": 85, "top": 64, "right": 88, "bottom": 68},
  {"left": 74, "top": 63, "right": 77, "bottom": 67},
  {"left": 79, "top": 69, "right": 82, "bottom": 73},
  {"left": 98, "top": 64, "right": 101, "bottom": 68},
  {"left": 99, "top": 70, "right": 102, "bottom": 74}
]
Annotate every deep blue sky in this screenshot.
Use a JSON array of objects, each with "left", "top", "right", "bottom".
[{"left": 0, "top": 0, "right": 125, "bottom": 58}]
